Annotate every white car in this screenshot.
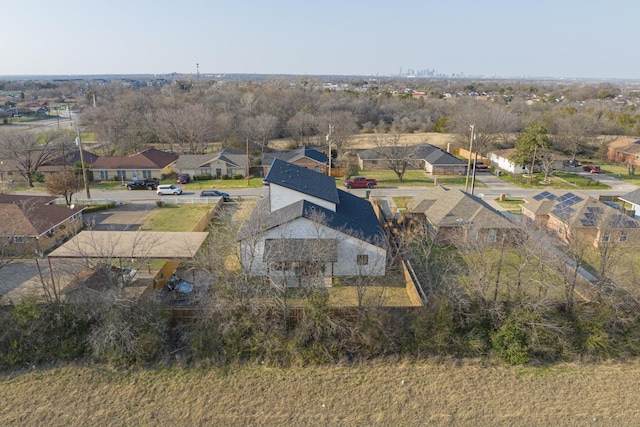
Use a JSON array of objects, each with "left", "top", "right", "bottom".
[{"left": 157, "top": 184, "right": 183, "bottom": 195}]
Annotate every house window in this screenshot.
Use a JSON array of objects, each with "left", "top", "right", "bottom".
[
  {"left": 487, "top": 228, "right": 497, "bottom": 243},
  {"left": 12, "top": 236, "right": 24, "bottom": 244},
  {"left": 201, "top": 168, "right": 211, "bottom": 175},
  {"left": 601, "top": 231, "right": 611, "bottom": 242},
  {"left": 315, "top": 166, "right": 321, "bottom": 172},
  {"left": 70, "top": 213, "right": 79, "bottom": 222},
  {"left": 142, "top": 170, "right": 152, "bottom": 179},
  {"left": 357, "top": 254, "right": 369, "bottom": 266},
  {"left": 99, "top": 171, "right": 109, "bottom": 180},
  {"left": 620, "top": 230, "right": 628, "bottom": 242},
  {"left": 116, "top": 170, "right": 127, "bottom": 179},
  {"left": 228, "top": 168, "right": 236, "bottom": 176}
]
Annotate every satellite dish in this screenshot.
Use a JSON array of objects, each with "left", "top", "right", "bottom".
[{"left": 70, "top": 204, "right": 75, "bottom": 209}]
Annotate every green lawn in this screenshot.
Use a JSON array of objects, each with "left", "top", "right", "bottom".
[
  {"left": 141, "top": 205, "right": 213, "bottom": 231},
  {"left": 355, "top": 170, "right": 481, "bottom": 187},
  {"left": 499, "top": 171, "right": 609, "bottom": 189}
]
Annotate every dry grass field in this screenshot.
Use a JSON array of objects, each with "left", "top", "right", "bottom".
[
  {"left": 2, "top": 359, "right": 640, "bottom": 426},
  {"left": 270, "top": 132, "right": 458, "bottom": 150}
]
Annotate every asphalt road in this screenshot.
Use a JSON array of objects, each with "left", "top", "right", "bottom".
[{"left": 13, "top": 171, "right": 638, "bottom": 207}]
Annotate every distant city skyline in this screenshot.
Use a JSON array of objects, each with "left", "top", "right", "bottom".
[{"left": 4, "top": 1, "right": 640, "bottom": 80}]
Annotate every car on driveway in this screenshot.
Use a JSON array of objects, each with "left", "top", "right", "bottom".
[
  {"left": 200, "top": 190, "right": 230, "bottom": 201},
  {"left": 177, "top": 174, "right": 191, "bottom": 184},
  {"left": 157, "top": 184, "right": 183, "bottom": 195},
  {"left": 583, "top": 165, "right": 601, "bottom": 173}
]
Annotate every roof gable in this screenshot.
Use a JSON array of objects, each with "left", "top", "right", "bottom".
[
  {"left": 264, "top": 158, "right": 339, "bottom": 205},
  {"left": 92, "top": 148, "right": 177, "bottom": 170}
]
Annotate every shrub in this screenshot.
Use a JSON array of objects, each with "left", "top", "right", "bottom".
[
  {"left": 221, "top": 175, "right": 230, "bottom": 180},
  {"left": 156, "top": 200, "right": 165, "bottom": 208},
  {"left": 491, "top": 318, "right": 531, "bottom": 365},
  {"left": 232, "top": 174, "right": 243, "bottom": 180},
  {"left": 195, "top": 174, "right": 212, "bottom": 181}
]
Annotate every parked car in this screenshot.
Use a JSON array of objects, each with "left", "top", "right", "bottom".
[
  {"left": 177, "top": 174, "right": 191, "bottom": 184},
  {"left": 125, "top": 179, "right": 158, "bottom": 190},
  {"left": 157, "top": 184, "right": 183, "bottom": 195},
  {"left": 473, "top": 161, "right": 489, "bottom": 172},
  {"left": 583, "top": 165, "right": 601, "bottom": 173},
  {"left": 343, "top": 176, "right": 377, "bottom": 189},
  {"left": 200, "top": 190, "right": 230, "bottom": 201}
]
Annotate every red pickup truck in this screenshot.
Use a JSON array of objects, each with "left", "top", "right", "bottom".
[{"left": 344, "top": 176, "right": 377, "bottom": 189}]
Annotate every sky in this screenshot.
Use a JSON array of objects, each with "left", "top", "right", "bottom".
[{"left": 4, "top": 0, "right": 640, "bottom": 80}]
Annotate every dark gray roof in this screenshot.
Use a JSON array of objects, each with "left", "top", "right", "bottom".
[
  {"left": 264, "top": 158, "right": 340, "bottom": 204},
  {"left": 262, "top": 146, "right": 328, "bottom": 166},
  {"left": 237, "top": 191, "right": 387, "bottom": 248},
  {"left": 619, "top": 188, "right": 640, "bottom": 205},
  {"left": 357, "top": 143, "right": 466, "bottom": 166},
  {"left": 174, "top": 149, "right": 248, "bottom": 170}
]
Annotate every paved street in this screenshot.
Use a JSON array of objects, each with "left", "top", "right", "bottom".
[{"left": 2, "top": 171, "right": 636, "bottom": 305}]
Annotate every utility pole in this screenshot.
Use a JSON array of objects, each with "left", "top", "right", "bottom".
[
  {"left": 246, "top": 137, "right": 251, "bottom": 186},
  {"left": 73, "top": 121, "right": 91, "bottom": 200},
  {"left": 327, "top": 124, "right": 334, "bottom": 176},
  {"left": 465, "top": 124, "right": 475, "bottom": 193}
]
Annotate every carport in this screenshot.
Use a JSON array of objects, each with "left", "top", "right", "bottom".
[{"left": 47, "top": 230, "right": 209, "bottom": 289}]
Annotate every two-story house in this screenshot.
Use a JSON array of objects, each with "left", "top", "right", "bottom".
[{"left": 238, "top": 159, "right": 388, "bottom": 288}]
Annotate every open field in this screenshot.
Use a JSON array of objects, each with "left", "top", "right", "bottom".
[{"left": 2, "top": 360, "right": 640, "bottom": 426}]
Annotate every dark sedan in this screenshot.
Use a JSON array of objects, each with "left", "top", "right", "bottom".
[{"left": 200, "top": 190, "right": 230, "bottom": 201}]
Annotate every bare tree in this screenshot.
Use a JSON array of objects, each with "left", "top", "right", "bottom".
[
  {"left": 46, "top": 171, "right": 80, "bottom": 206},
  {"left": 153, "top": 104, "right": 215, "bottom": 154},
  {"left": 241, "top": 113, "right": 279, "bottom": 157},
  {"left": 374, "top": 132, "right": 416, "bottom": 182},
  {"left": 0, "top": 130, "right": 61, "bottom": 187},
  {"left": 553, "top": 113, "right": 600, "bottom": 162}
]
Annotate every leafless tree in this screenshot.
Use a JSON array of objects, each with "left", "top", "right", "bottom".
[
  {"left": 287, "top": 111, "right": 317, "bottom": 146},
  {"left": 45, "top": 171, "right": 80, "bottom": 206},
  {"left": 0, "top": 130, "right": 61, "bottom": 187},
  {"left": 374, "top": 132, "right": 416, "bottom": 182},
  {"left": 553, "top": 113, "right": 600, "bottom": 161},
  {"left": 241, "top": 113, "right": 279, "bottom": 157},
  {"left": 153, "top": 104, "right": 215, "bottom": 154}
]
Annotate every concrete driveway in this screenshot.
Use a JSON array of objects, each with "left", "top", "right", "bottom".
[
  {"left": 0, "top": 260, "right": 43, "bottom": 304},
  {"left": 84, "top": 203, "right": 156, "bottom": 231}
]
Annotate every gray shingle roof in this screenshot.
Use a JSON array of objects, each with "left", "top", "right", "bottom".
[
  {"left": 357, "top": 143, "right": 466, "bottom": 166},
  {"left": 264, "top": 158, "right": 339, "bottom": 204},
  {"left": 408, "top": 186, "right": 516, "bottom": 229},
  {"left": 262, "top": 146, "right": 328, "bottom": 166}
]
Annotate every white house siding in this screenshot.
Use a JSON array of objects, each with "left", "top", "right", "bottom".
[
  {"left": 240, "top": 218, "right": 386, "bottom": 284},
  {"left": 269, "top": 184, "right": 337, "bottom": 213},
  {"left": 487, "top": 152, "right": 525, "bottom": 174}
]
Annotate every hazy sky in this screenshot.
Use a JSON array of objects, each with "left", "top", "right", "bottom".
[{"left": 4, "top": 0, "right": 639, "bottom": 79}]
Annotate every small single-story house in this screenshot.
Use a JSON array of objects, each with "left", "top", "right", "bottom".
[
  {"left": 521, "top": 190, "right": 640, "bottom": 247},
  {"left": 38, "top": 149, "right": 100, "bottom": 178},
  {"left": 406, "top": 186, "right": 520, "bottom": 243},
  {"left": 238, "top": 159, "right": 387, "bottom": 288},
  {"left": 607, "top": 136, "right": 640, "bottom": 168},
  {"left": 90, "top": 148, "right": 178, "bottom": 181},
  {"left": 174, "top": 148, "right": 251, "bottom": 179},
  {"left": 356, "top": 143, "right": 467, "bottom": 175},
  {"left": 487, "top": 148, "right": 526, "bottom": 174},
  {"left": 0, "top": 194, "right": 84, "bottom": 254},
  {"left": 617, "top": 188, "right": 640, "bottom": 219},
  {"left": 262, "top": 146, "right": 329, "bottom": 176}
]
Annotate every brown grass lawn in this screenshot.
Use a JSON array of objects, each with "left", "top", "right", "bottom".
[{"left": 2, "top": 360, "right": 640, "bottom": 426}]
